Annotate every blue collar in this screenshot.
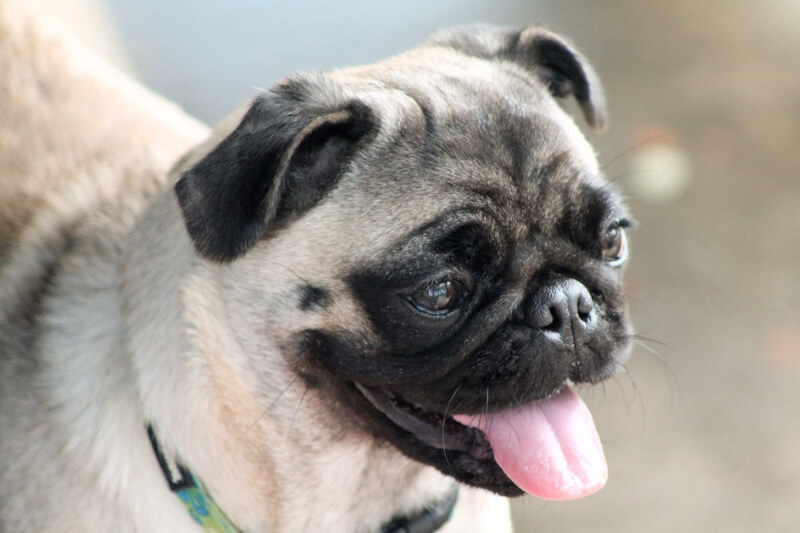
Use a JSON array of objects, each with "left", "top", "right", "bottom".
[
  {"left": 147, "top": 424, "right": 458, "bottom": 533},
  {"left": 147, "top": 425, "right": 240, "bottom": 532}
]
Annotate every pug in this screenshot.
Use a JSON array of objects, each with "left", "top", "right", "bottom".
[{"left": 0, "top": 4, "right": 632, "bottom": 531}]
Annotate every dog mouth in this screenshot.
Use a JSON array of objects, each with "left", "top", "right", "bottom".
[
  {"left": 355, "top": 384, "right": 495, "bottom": 460},
  {"left": 355, "top": 382, "right": 607, "bottom": 500}
]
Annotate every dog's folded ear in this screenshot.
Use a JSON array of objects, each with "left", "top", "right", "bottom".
[
  {"left": 175, "top": 78, "right": 375, "bottom": 262},
  {"left": 429, "top": 25, "right": 607, "bottom": 130}
]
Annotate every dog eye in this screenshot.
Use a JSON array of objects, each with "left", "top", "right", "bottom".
[
  {"left": 410, "top": 280, "right": 464, "bottom": 315},
  {"left": 602, "top": 221, "right": 628, "bottom": 267}
]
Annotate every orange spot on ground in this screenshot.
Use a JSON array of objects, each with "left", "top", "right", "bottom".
[{"left": 766, "top": 329, "right": 800, "bottom": 365}]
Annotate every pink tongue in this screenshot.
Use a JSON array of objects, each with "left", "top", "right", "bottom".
[{"left": 454, "top": 388, "right": 606, "bottom": 500}]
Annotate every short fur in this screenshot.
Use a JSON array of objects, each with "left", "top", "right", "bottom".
[{"left": 0, "top": 3, "right": 630, "bottom": 532}]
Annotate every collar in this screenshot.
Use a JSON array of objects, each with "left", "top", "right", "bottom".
[
  {"left": 379, "top": 485, "right": 458, "bottom": 533},
  {"left": 147, "top": 424, "right": 458, "bottom": 533},
  {"left": 147, "top": 425, "right": 240, "bottom": 533}
]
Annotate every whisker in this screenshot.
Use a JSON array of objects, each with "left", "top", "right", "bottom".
[
  {"left": 610, "top": 373, "right": 628, "bottom": 404},
  {"left": 603, "top": 168, "right": 659, "bottom": 185},
  {"left": 620, "top": 332, "right": 670, "bottom": 365},
  {"left": 441, "top": 383, "right": 463, "bottom": 466},
  {"left": 622, "top": 293, "right": 643, "bottom": 305},
  {"left": 243, "top": 376, "right": 299, "bottom": 437},
  {"left": 512, "top": 394, "right": 524, "bottom": 410},
  {"left": 269, "top": 261, "right": 316, "bottom": 288},
  {"left": 600, "top": 135, "right": 669, "bottom": 170},
  {"left": 621, "top": 364, "right": 644, "bottom": 410},
  {"left": 483, "top": 387, "right": 495, "bottom": 434},
  {"left": 621, "top": 332, "right": 682, "bottom": 408},
  {"left": 289, "top": 384, "right": 310, "bottom": 435},
  {"left": 631, "top": 337, "right": 663, "bottom": 357},
  {"left": 630, "top": 333, "right": 668, "bottom": 348},
  {"left": 232, "top": 377, "right": 302, "bottom": 474},
  {"left": 584, "top": 170, "right": 622, "bottom": 193},
  {"left": 628, "top": 335, "right": 680, "bottom": 390},
  {"left": 620, "top": 364, "right": 651, "bottom": 435}
]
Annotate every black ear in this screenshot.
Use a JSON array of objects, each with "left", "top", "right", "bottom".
[
  {"left": 175, "top": 79, "right": 375, "bottom": 262},
  {"left": 429, "top": 25, "right": 607, "bottom": 130}
]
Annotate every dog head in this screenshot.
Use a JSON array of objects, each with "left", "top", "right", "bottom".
[{"left": 174, "top": 25, "right": 632, "bottom": 499}]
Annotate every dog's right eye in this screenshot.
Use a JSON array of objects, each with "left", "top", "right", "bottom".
[
  {"left": 601, "top": 219, "right": 630, "bottom": 267},
  {"left": 409, "top": 280, "right": 464, "bottom": 316}
]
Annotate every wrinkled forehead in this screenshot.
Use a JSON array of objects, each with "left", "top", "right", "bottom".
[
  {"left": 315, "top": 53, "right": 614, "bottom": 260},
  {"left": 340, "top": 49, "right": 601, "bottom": 172}
]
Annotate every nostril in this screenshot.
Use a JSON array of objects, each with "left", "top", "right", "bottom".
[
  {"left": 530, "top": 294, "right": 570, "bottom": 331},
  {"left": 531, "top": 306, "right": 555, "bottom": 330},
  {"left": 543, "top": 306, "right": 563, "bottom": 331},
  {"left": 548, "top": 301, "right": 570, "bottom": 331},
  {"left": 576, "top": 293, "right": 595, "bottom": 323},
  {"left": 527, "top": 279, "right": 595, "bottom": 333}
]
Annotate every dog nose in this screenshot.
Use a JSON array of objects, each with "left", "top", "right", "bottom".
[{"left": 528, "top": 279, "right": 595, "bottom": 341}]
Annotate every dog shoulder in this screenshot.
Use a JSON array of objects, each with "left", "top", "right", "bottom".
[
  {"left": 0, "top": 0, "right": 208, "bottom": 262},
  {"left": 0, "top": 4, "right": 208, "bottom": 528},
  {"left": 0, "top": 0, "right": 209, "bottom": 348}
]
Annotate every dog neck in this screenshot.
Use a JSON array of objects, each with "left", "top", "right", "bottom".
[
  {"left": 147, "top": 425, "right": 242, "bottom": 532},
  {"left": 123, "top": 194, "right": 463, "bottom": 531},
  {"left": 146, "top": 424, "right": 459, "bottom": 533}
]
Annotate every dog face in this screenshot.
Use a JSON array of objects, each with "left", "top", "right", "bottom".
[{"left": 175, "top": 26, "right": 631, "bottom": 498}]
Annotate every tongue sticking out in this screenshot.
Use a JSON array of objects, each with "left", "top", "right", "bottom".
[{"left": 454, "top": 387, "right": 606, "bottom": 500}]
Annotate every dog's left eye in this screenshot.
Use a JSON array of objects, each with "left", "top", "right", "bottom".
[
  {"left": 602, "top": 220, "right": 629, "bottom": 267},
  {"left": 409, "top": 280, "right": 464, "bottom": 315}
]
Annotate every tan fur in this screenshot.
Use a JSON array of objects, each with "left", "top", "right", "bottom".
[{"left": 0, "top": 2, "right": 511, "bottom": 531}]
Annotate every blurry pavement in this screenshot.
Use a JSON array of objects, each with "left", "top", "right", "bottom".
[{"left": 513, "top": 2, "right": 800, "bottom": 532}]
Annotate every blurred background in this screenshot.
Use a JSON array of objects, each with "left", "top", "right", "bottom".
[{"left": 50, "top": 0, "right": 800, "bottom": 530}]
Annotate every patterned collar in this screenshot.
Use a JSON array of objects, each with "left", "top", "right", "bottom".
[
  {"left": 147, "top": 425, "right": 240, "bottom": 532},
  {"left": 146, "top": 425, "right": 458, "bottom": 533}
]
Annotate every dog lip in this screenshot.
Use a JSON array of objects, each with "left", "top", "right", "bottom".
[{"left": 354, "top": 383, "right": 493, "bottom": 461}]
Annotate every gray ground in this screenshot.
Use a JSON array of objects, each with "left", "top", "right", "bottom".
[{"left": 77, "top": 0, "right": 800, "bottom": 530}]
